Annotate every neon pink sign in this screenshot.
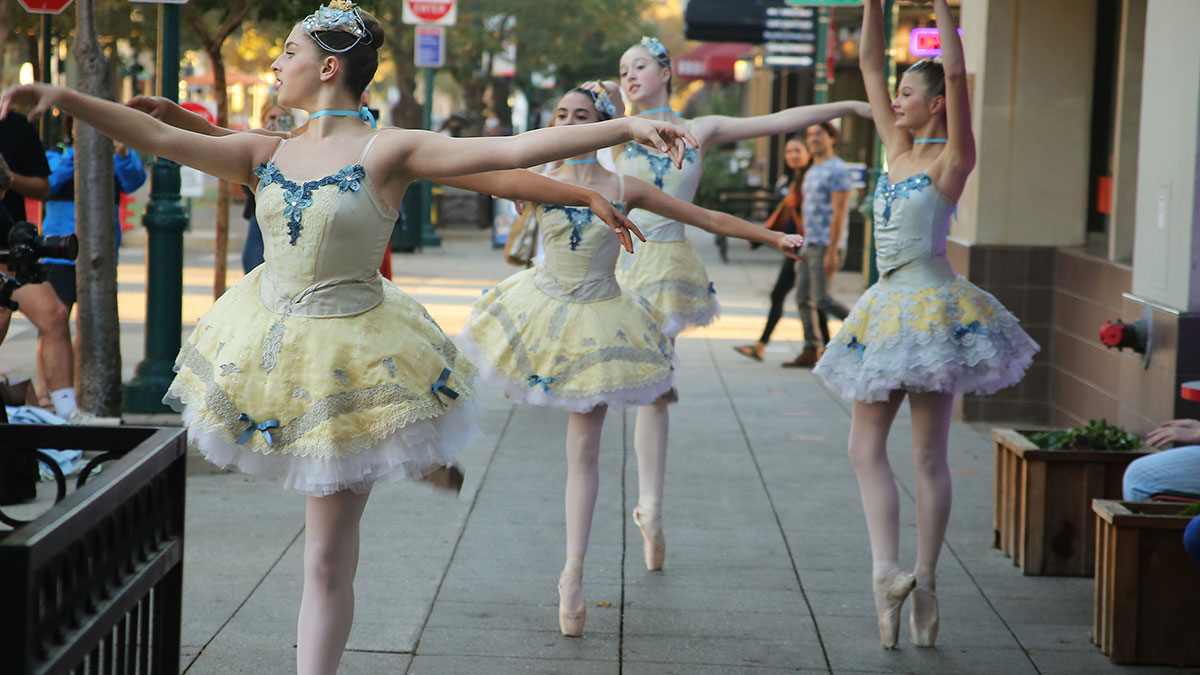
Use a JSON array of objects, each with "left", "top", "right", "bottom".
[{"left": 908, "top": 28, "right": 964, "bottom": 58}]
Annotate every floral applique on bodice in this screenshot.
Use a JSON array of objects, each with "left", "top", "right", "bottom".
[
  {"left": 534, "top": 199, "right": 628, "bottom": 303},
  {"left": 872, "top": 172, "right": 956, "bottom": 276}
]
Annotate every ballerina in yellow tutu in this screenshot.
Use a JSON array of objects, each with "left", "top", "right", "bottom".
[
  {"left": 0, "top": 3, "right": 699, "bottom": 671},
  {"left": 814, "top": 0, "right": 1038, "bottom": 650},
  {"left": 459, "top": 84, "right": 804, "bottom": 638}
]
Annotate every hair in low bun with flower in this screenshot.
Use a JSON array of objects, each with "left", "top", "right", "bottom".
[{"left": 302, "top": 0, "right": 386, "bottom": 97}]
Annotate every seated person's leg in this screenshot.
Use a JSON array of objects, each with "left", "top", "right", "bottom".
[
  {"left": 1123, "top": 446, "right": 1200, "bottom": 500},
  {"left": 13, "top": 281, "right": 75, "bottom": 415}
]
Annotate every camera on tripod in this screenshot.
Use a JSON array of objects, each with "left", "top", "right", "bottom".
[{"left": 0, "top": 221, "right": 78, "bottom": 312}]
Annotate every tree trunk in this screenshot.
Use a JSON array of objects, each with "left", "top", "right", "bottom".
[
  {"left": 392, "top": 58, "right": 423, "bottom": 131},
  {"left": 73, "top": 0, "right": 122, "bottom": 416},
  {"left": 182, "top": 2, "right": 250, "bottom": 299},
  {"left": 210, "top": 49, "right": 230, "bottom": 299},
  {"left": 0, "top": 0, "right": 12, "bottom": 75},
  {"left": 461, "top": 78, "right": 486, "bottom": 137}
]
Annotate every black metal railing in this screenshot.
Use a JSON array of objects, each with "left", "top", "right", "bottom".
[{"left": 0, "top": 426, "right": 187, "bottom": 674}]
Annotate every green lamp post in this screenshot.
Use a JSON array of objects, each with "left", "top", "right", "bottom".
[{"left": 124, "top": 3, "right": 188, "bottom": 413}]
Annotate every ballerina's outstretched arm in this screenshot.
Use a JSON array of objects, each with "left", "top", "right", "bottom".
[
  {"left": 2, "top": 84, "right": 278, "bottom": 188},
  {"left": 440, "top": 171, "right": 645, "bottom": 253},
  {"left": 690, "top": 101, "right": 872, "bottom": 151},
  {"left": 622, "top": 176, "right": 803, "bottom": 259}
]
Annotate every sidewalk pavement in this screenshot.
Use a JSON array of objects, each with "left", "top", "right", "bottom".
[{"left": 1, "top": 221, "right": 1193, "bottom": 674}]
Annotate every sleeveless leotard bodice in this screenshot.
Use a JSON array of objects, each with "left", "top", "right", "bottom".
[
  {"left": 873, "top": 172, "right": 956, "bottom": 278},
  {"left": 165, "top": 134, "right": 480, "bottom": 495},
  {"left": 460, "top": 175, "right": 675, "bottom": 412}
]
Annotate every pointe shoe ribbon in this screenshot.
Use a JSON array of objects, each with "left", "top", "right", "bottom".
[
  {"left": 633, "top": 506, "right": 666, "bottom": 571},
  {"left": 874, "top": 571, "right": 916, "bottom": 649}
]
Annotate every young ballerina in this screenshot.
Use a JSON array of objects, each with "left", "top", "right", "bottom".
[
  {"left": 812, "top": 0, "right": 1038, "bottom": 649},
  {"left": 0, "top": 4, "right": 699, "bottom": 672},
  {"left": 458, "top": 86, "right": 803, "bottom": 637},
  {"left": 612, "top": 36, "right": 870, "bottom": 572}
]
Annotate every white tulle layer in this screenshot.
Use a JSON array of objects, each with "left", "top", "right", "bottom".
[
  {"left": 663, "top": 300, "right": 720, "bottom": 339},
  {"left": 456, "top": 331, "right": 674, "bottom": 413},
  {"left": 175, "top": 401, "right": 483, "bottom": 497}
]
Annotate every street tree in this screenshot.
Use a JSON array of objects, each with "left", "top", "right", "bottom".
[{"left": 73, "top": 0, "right": 122, "bottom": 416}]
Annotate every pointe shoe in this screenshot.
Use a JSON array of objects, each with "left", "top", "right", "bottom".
[
  {"left": 910, "top": 579, "right": 939, "bottom": 647},
  {"left": 633, "top": 506, "right": 666, "bottom": 571},
  {"left": 873, "top": 571, "right": 916, "bottom": 649},
  {"left": 558, "top": 562, "right": 586, "bottom": 637},
  {"left": 422, "top": 464, "right": 465, "bottom": 495}
]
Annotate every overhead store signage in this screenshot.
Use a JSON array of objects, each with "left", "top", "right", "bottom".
[
  {"left": 764, "top": 5, "right": 816, "bottom": 68},
  {"left": 908, "top": 27, "right": 965, "bottom": 58}
]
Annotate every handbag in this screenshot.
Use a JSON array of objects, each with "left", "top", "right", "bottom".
[{"left": 504, "top": 202, "right": 539, "bottom": 267}]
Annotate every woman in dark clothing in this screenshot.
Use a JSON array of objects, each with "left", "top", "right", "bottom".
[{"left": 735, "top": 134, "right": 829, "bottom": 361}]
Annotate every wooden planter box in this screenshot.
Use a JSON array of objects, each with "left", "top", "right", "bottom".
[
  {"left": 1092, "top": 500, "right": 1200, "bottom": 666},
  {"left": 992, "top": 428, "right": 1153, "bottom": 576}
]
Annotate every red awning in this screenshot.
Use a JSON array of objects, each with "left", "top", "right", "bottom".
[{"left": 675, "top": 42, "right": 753, "bottom": 82}]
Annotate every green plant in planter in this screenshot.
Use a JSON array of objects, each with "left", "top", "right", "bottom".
[{"left": 1028, "top": 419, "right": 1142, "bottom": 451}]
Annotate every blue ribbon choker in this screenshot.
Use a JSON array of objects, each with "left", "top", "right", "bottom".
[{"left": 309, "top": 107, "right": 377, "bottom": 128}]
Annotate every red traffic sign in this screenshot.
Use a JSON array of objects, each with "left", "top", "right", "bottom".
[
  {"left": 17, "top": 0, "right": 73, "bottom": 14},
  {"left": 403, "top": 0, "right": 456, "bottom": 26}
]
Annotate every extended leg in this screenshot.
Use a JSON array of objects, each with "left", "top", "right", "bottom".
[
  {"left": 633, "top": 399, "right": 669, "bottom": 570},
  {"left": 559, "top": 406, "right": 607, "bottom": 635},
  {"left": 906, "top": 391, "right": 954, "bottom": 646},
  {"left": 848, "top": 391, "right": 912, "bottom": 648},
  {"left": 297, "top": 489, "right": 372, "bottom": 675}
]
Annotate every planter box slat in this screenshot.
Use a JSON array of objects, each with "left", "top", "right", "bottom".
[
  {"left": 1092, "top": 499, "right": 1200, "bottom": 666},
  {"left": 992, "top": 428, "right": 1153, "bottom": 576}
]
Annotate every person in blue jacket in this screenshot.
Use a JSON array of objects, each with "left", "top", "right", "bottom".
[{"left": 42, "top": 115, "right": 147, "bottom": 310}]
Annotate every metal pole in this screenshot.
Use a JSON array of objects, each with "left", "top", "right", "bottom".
[
  {"left": 813, "top": 7, "right": 829, "bottom": 104},
  {"left": 39, "top": 15, "right": 52, "bottom": 146},
  {"left": 420, "top": 67, "right": 441, "bottom": 247},
  {"left": 125, "top": 3, "right": 187, "bottom": 413}
]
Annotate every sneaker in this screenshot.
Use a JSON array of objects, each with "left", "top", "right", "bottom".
[
  {"left": 67, "top": 409, "right": 123, "bottom": 426},
  {"left": 782, "top": 347, "right": 821, "bottom": 368}
]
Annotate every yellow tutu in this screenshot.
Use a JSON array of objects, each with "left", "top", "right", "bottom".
[
  {"left": 459, "top": 268, "right": 674, "bottom": 413},
  {"left": 616, "top": 240, "right": 718, "bottom": 337}
]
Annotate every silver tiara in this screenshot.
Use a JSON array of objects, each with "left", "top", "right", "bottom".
[{"left": 302, "top": 1, "right": 372, "bottom": 53}]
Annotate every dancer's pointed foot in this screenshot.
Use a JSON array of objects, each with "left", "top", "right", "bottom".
[
  {"left": 633, "top": 505, "right": 666, "bottom": 571},
  {"left": 873, "top": 570, "right": 916, "bottom": 649},
  {"left": 558, "top": 557, "right": 586, "bottom": 637},
  {"left": 422, "top": 464, "right": 465, "bottom": 495},
  {"left": 910, "top": 577, "right": 939, "bottom": 647}
]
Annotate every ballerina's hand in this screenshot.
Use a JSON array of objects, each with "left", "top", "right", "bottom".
[
  {"left": 0, "top": 83, "right": 60, "bottom": 122},
  {"left": 628, "top": 118, "right": 699, "bottom": 169},
  {"left": 778, "top": 234, "right": 804, "bottom": 260},
  {"left": 125, "top": 96, "right": 174, "bottom": 120},
  {"left": 588, "top": 193, "right": 645, "bottom": 254}
]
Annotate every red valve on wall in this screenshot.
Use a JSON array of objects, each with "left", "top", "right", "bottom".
[{"left": 1099, "top": 318, "right": 1148, "bottom": 353}]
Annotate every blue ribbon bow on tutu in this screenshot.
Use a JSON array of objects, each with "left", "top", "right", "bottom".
[
  {"left": 846, "top": 335, "right": 866, "bottom": 362},
  {"left": 708, "top": 281, "right": 716, "bottom": 295},
  {"left": 430, "top": 368, "right": 460, "bottom": 404},
  {"left": 236, "top": 413, "right": 280, "bottom": 446},
  {"left": 953, "top": 320, "right": 990, "bottom": 340},
  {"left": 528, "top": 375, "right": 554, "bottom": 393}
]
